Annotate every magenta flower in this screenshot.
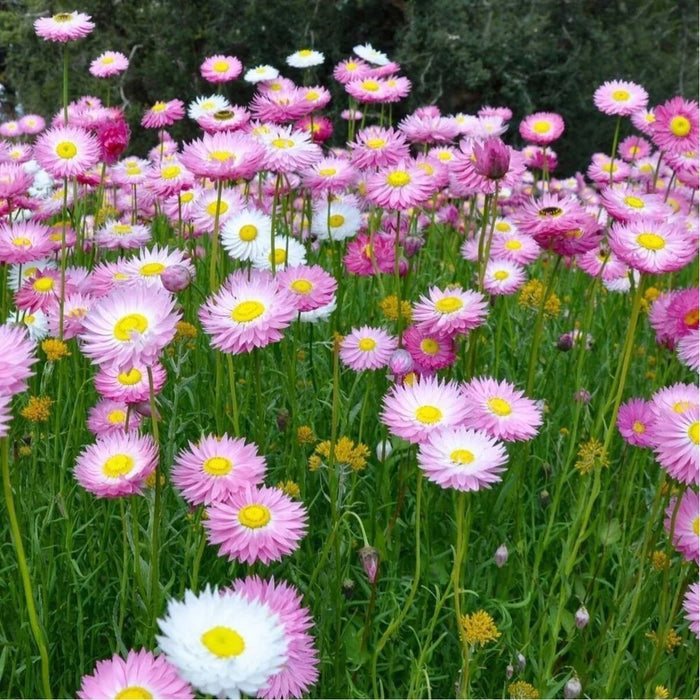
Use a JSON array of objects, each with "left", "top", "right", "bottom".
[
  {"left": 683, "top": 582, "right": 700, "bottom": 638},
  {"left": 94, "top": 360, "right": 167, "bottom": 404},
  {"left": 664, "top": 489, "right": 699, "bottom": 563},
  {"left": 0, "top": 220, "right": 52, "bottom": 265},
  {"left": 89, "top": 51, "right": 129, "bottom": 78},
  {"left": 34, "top": 11, "right": 94, "bottom": 42},
  {"left": 34, "top": 125, "right": 100, "bottom": 178},
  {"left": 97, "top": 116, "right": 131, "bottom": 164},
  {"left": 349, "top": 125, "right": 410, "bottom": 169},
  {"left": 519, "top": 112, "right": 565, "bottom": 145},
  {"left": 412, "top": 285, "right": 488, "bottom": 338},
  {"left": 651, "top": 404, "right": 699, "bottom": 486},
  {"left": 200, "top": 54, "right": 243, "bottom": 83},
  {"left": 276, "top": 264, "right": 337, "bottom": 313},
  {"left": 651, "top": 96, "right": 699, "bottom": 155},
  {"left": 0, "top": 324, "right": 37, "bottom": 396},
  {"left": 141, "top": 99, "right": 186, "bottom": 129},
  {"left": 617, "top": 398, "right": 657, "bottom": 448},
  {"left": 86, "top": 398, "right": 141, "bottom": 436},
  {"left": 364, "top": 160, "right": 436, "bottom": 210},
  {"left": 339, "top": 325, "right": 398, "bottom": 371},
  {"left": 180, "top": 131, "right": 265, "bottom": 181},
  {"left": 472, "top": 136, "right": 511, "bottom": 180},
  {"left": 403, "top": 324, "right": 456, "bottom": 373},
  {"left": 593, "top": 80, "right": 649, "bottom": 117}
]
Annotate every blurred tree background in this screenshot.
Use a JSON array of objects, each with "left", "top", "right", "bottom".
[{"left": 0, "top": 0, "right": 697, "bottom": 174}]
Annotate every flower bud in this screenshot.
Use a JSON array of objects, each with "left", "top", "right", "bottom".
[
  {"left": 516, "top": 653, "right": 526, "bottom": 671},
  {"left": 573, "top": 388, "right": 591, "bottom": 404},
  {"left": 376, "top": 439, "right": 393, "bottom": 461},
  {"left": 160, "top": 264, "right": 192, "bottom": 293},
  {"left": 358, "top": 545, "right": 379, "bottom": 584},
  {"left": 494, "top": 543, "right": 509, "bottom": 568},
  {"left": 575, "top": 605, "right": 590, "bottom": 629},
  {"left": 388, "top": 348, "right": 414, "bottom": 378},
  {"left": 564, "top": 677, "right": 582, "bottom": 699},
  {"left": 132, "top": 401, "right": 160, "bottom": 420},
  {"left": 505, "top": 664, "right": 514, "bottom": 680},
  {"left": 472, "top": 136, "right": 511, "bottom": 180},
  {"left": 342, "top": 578, "right": 355, "bottom": 600}
]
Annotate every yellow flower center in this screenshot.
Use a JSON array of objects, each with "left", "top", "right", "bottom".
[
  {"left": 208, "top": 150, "right": 233, "bottom": 162},
  {"left": 532, "top": 120, "right": 552, "bottom": 134},
  {"left": 291, "top": 279, "right": 313, "bottom": 294},
  {"left": 140, "top": 262, "right": 165, "bottom": 276},
  {"left": 487, "top": 397, "right": 512, "bottom": 417},
  {"left": 108, "top": 410, "right": 126, "bottom": 424},
  {"left": 33, "top": 277, "right": 54, "bottom": 292},
  {"left": 495, "top": 222, "right": 511, "bottom": 232},
  {"left": 632, "top": 420, "right": 646, "bottom": 434},
  {"left": 180, "top": 191, "right": 195, "bottom": 203},
  {"left": 151, "top": 102, "right": 167, "bottom": 113},
  {"left": 113, "top": 313, "right": 148, "bottom": 341},
  {"left": 612, "top": 89, "right": 630, "bottom": 101},
  {"left": 206, "top": 200, "right": 229, "bottom": 216},
  {"left": 673, "top": 401, "right": 694, "bottom": 413},
  {"left": 203, "top": 456, "right": 233, "bottom": 476},
  {"left": 636, "top": 233, "right": 665, "bottom": 250},
  {"left": 366, "top": 138, "right": 386, "bottom": 149},
  {"left": 115, "top": 687, "right": 153, "bottom": 700},
  {"left": 113, "top": 224, "right": 132, "bottom": 234},
  {"left": 437, "top": 151, "right": 453, "bottom": 161},
  {"left": 271, "top": 138, "right": 295, "bottom": 149},
  {"left": 493, "top": 270, "right": 509, "bottom": 281},
  {"left": 386, "top": 170, "right": 411, "bottom": 187},
  {"left": 415, "top": 405, "right": 443, "bottom": 424},
  {"left": 305, "top": 91, "right": 320, "bottom": 101},
  {"left": 52, "top": 12, "right": 73, "bottom": 21},
  {"left": 101, "top": 56, "right": 115, "bottom": 65},
  {"left": 689, "top": 421, "right": 699, "bottom": 445},
  {"left": 113, "top": 272, "right": 129, "bottom": 280},
  {"left": 319, "top": 167, "right": 337, "bottom": 177},
  {"left": 435, "top": 296, "right": 463, "bottom": 313},
  {"left": 270, "top": 248, "right": 286, "bottom": 265},
  {"left": 118, "top": 368, "right": 143, "bottom": 385},
  {"left": 161, "top": 165, "right": 181, "bottom": 179},
  {"left": 55, "top": 141, "right": 77, "bottom": 159},
  {"left": 103, "top": 454, "right": 134, "bottom": 478},
  {"left": 623, "top": 195, "right": 645, "bottom": 209},
  {"left": 12, "top": 237, "right": 31, "bottom": 247},
  {"left": 213, "top": 60, "right": 230, "bottom": 73},
  {"left": 328, "top": 214, "right": 345, "bottom": 228},
  {"left": 358, "top": 337, "right": 377, "bottom": 352},
  {"left": 346, "top": 61, "right": 358, "bottom": 70},
  {"left": 693, "top": 517, "right": 699, "bottom": 536},
  {"left": 238, "top": 224, "right": 258, "bottom": 242},
  {"left": 361, "top": 80, "right": 380, "bottom": 92},
  {"left": 231, "top": 300, "right": 264, "bottom": 323},
  {"left": 25, "top": 315, "right": 36, "bottom": 324},
  {"left": 450, "top": 449, "right": 475, "bottom": 464},
  {"left": 238, "top": 504, "right": 271, "bottom": 529},
  {"left": 670, "top": 116, "right": 691, "bottom": 137},
  {"left": 538, "top": 206, "right": 563, "bottom": 217},
  {"left": 298, "top": 49, "right": 313, "bottom": 57},
  {"left": 201, "top": 626, "right": 246, "bottom": 657},
  {"left": 504, "top": 239, "right": 522, "bottom": 250},
  {"left": 420, "top": 338, "right": 439, "bottom": 355},
  {"left": 418, "top": 162, "right": 435, "bottom": 175},
  {"left": 684, "top": 309, "right": 699, "bottom": 327}
]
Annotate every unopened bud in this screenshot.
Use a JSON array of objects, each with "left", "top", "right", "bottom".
[
  {"left": 516, "top": 653, "right": 526, "bottom": 671},
  {"left": 472, "top": 136, "right": 511, "bottom": 180},
  {"left": 539, "top": 490, "right": 550, "bottom": 507},
  {"left": 358, "top": 545, "right": 379, "bottom": 584},
  {"left": 564, "top": 677, "right": 582, "bottom": 699},
  {"left": 575, "top": 605, "right": 590, "bottom": 629},
  {"left": 505, "top": 664, "right": 514, "bottom": 679},
  {"left": 494, "top": 543, "right": 509, "bottom": 568},
  {"left": 376, "top": 439, "right": 393, "bottom": 461},
  {"left": 388, "top": 348, "right": 414, "bottom": 378},
  {"left": 132, "top": 401, "right": 160, "bottom": 420},
  {"left": 342, "top": 578, "right": 355, "bottom": 600},
  {"left": 573, "top": 388, "right": 591, "bottom": 404},
  {"left": 160, "top": 264, "right": 192, "bottom": 292}
]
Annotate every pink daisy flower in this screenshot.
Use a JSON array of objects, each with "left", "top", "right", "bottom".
[
  {"left": 191, "top": 186, "right": 243, "bottom": 233},
  {"left": 95, "top": 220, "right": 152, "bottom": 251},
  {"left": 79, "top": 285, "right": 181, "bottom": 370},
  {"left": 593, "top": 80, "right": 648, "bottom": 116},
  {"left": 650, "top": 382, "right": 698, "bottom": 418},
  {"left": 608, "top": 218, "right": 696, "bottom": 274},
  {"left": 683, "top": 582, "right": 700, "bottom": 638},
  {"left": 514, "top": 192, "right": 588, "bottom": 239},
  {"left": 0, "top": 220, "right": 52, "bottom": 265},
  {"left": 665, "top": 288, "right": 699, "bottom": 343},
  {"left": 403, "top": 324, "right": 457, "bottom": 373},
  {"left": 617, "top": 398, "right": 657, "bottom": 448},
  {"left": 34, "top": 11, "right": 94, "bottom": 42},
  {"left": 631, "top": 107, "right": 657, "bottom": 135},
  {"left": 141, "top": 99, "right": 186, "bottom": 129},
  {"left": 651, "top": 404, "right": 699, "bottom": 485},
  {"left": 301, "top": 156, "right": 357, "bottom": 194},
  {"left": 201, "top": 54, "right": 243, "bottom": 83},
  {"left": 204, "top": 485, "right": 307, "bottom": 565},
  {"left": 483, "top": 259, "right": 526, "bottom": 296},
  {"left": 94, "top": 360, "right": 167, "bottom": 404},
  {"left": 349, "top": 126, "right": 410, "bottom": 170},
  {"left": 86, "top": 398, "right": 141, "bottom": 436},
  {"left": 180, "top": 131, "right": 265, "bottom": 181},
  {"left": 249, "top": 88, "right": 310, "bottom": 124},
  {"left": 618, "top": 135, "right": 652, "bottom": 162},
  {"left": 275, "top": 264, "right": 337, "bottom": 313},
  {"left": 0, "top": 324, "right": 37, "bottom": 396},
  {"left": 343, "top": 233, "right": 397, "bottom": 277},
  {"left": 364, "top": 160, "right": 436, "bottom": 210},
  {"left": 587, "top": 153, "right": 631, "bottom": 185},
  {"left": 89, "top": 51, "right": 129, "bottom": 78},
  {"left": 147, "top": 159, "right": 195, "bottom": 198},
  {"left": 172, "top": 434, "right": 266, "bottom": 507},
  {"left": 87, "top": 260, "right": 136, "bottom": 299},
  {"left": 519, "top": 112, "right": 565, "bottom": 145},
  {"left": 412, "top": 285, "right": 488, "bottom": 337},
  {"left": 0, "top": 162, "right": 33, "bottom": 199},
  {"left": 664, "top": 489, "right": 699, "bottom": 563},
  {"left": 677, "top": 329, "right": 700, "bottom": 371},
  {"left": 461, "top": 376, "right": 543, "bottom": 442},
  {"left": 339, "top": 325, "right": 398, "bottom": 371},
  {"left": 199, "top": 269, "right": 297, "bottom": 354},
  {"left": 231, "top": 576, "right": 319, "bottom": 699},
  {"left": 74, "top": 432, "right": 158, "bottom": 498},
  {"left": 15, "top": 269, "right": 75, "bottom": 314},
  {"left": 123, "top": 245, "right": 195, "bottom": 290},
  {"left": 397, "top": 111, "right": 460, "bottom": 145},
  {"left": 33, "top": 125, "right": 100, "bottom": 179},
  {"left": 333, "top": 57, "right": 373, "bottom": 83},
  {"left": 0, "top": 393, "right": 12, "bottom": 438},
  {"left": 487, "top": 229, "right": 541, "bottom": 266},
  {"left": 257, "top": 126, "right": 322, "bottom": 173},
  {"left": 600, "top": 188, "right": 672, "bottom": 222},
  {"left": 46, "top": 291, "right": 94, "bottom": 340},
  {"left": 78, "top": 648, "right": 193, "bottom": 699},
  {"left": 345, "top": 77, "right": 392, "bottom": 104},
  {"left": 417, "top": 426, "right": 508, "bottom": 491},
  {"left": 0, "top": 121, "right": 22, "bottom": 138},
  {"left": 380, "top": 375, "right": 470, "bottom": 444},
  {"left": 651, "top": 96, "right": 699, "bottom": 155}
]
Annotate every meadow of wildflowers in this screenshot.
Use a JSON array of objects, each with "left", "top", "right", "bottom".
[{"left": 0, "top": 9, "right": 698, "bottom": 700}]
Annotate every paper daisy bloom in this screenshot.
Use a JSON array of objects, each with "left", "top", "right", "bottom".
[
  {"left": 80, "top": 284, "right": 181, "bottom": 370},
  {"left": 353, "top": 43, "right": 390, "bottom": 66},
  {"left": 258, "top": 126, "right": 322, "bottom": 173},
  {"left": 171, "top": 434, "right": 266, "bottom": 507},
  {"left": 339, "top": 325, "right": 398, "bottom": 371},
  {"left": 417, "top": 426, "right": 508, "bottom": 491},
  {"left": 651, "top": 96, "right": 699, "bottom": 155},
  {"left": 201, "top": 54, "right": 243, "bottom": 83},
  {"left": 141, "top": 99, "right": 185, "bottom": 129},
  {"left": 652, "top": 404, "right": 699, "bottom": 486},
  {"left": 180, "top": 131, "right": 266, "bottom": 181},
  {"left": 677, "top": 329, "right": 700, "bottom": 371},
  {"left": 617, "top": 398, "right": 657, "bottom": 448},
  {"left": 664, "top": 489, "right": 699, "bottom": 563},
  {"left": 187, "top": 94, "right": 231, "bottom": 120},
  {"left": 349, "top": 125, "right": 410, "bottom": 169},
  {"left": 95, "top": 220, "right": 152, "bottom": 251},
  {"left": 5, "top": 309, "right": 49, "bottom": 343},
  {"left": 365, "top": 161, "right": 436, "bottom": 210},
  {"left": 0, "top": 324, "right": 37, "bottom": 396},
  {"left": 34, "top": 125, "right": 100, "bottom": 179},
  {"left": 683, "top": 582, "right": 700, "bottom": 637},
  {"left": 276, "top": 264, "right": 338, "bottom": 313},
  {"left": 78, "top": 648, "right": 194, "bottom": 699},
  {"left": 230, "top": 576, "right": 319, "bottom": 699},
  {"left": 89, "top": 50, "right": 129, "bottom": 78},
  {"left": 286, "top": 49, "right": 324, "bottom": 68},
  {"left": 34, "top": 11, "right": 94, "bottom": 42},
  {"left": 0, "top": 220, "right": 52, "bottom": 265},
  {"left": 199, "top": 269, "right": 297, "bottom": 354},
  {"left": 519, "top": 111, "right": 565, "bottom": 145},
  {"left": 593, "top": 80, "right": 648, "bottom": 116},
  {"left": 412, "top": 285, "right": 488, "bottom": 338},
  {"left": 221, "top": 208, "right": 272, "bottom": 262},
  {"left": 461, "top": 377, "right": 543, "bottom": 442},
  {"left": 74, "top": 432, "right": 158, "bottom": 498},
  {"left": 310, "top": 200, "right": 362, "bottom": 241},
  {"left": 381, "top": 375, "right": 470, "bottom": 444},
  {"left": 204, "top": 485, "right": 307, "bottom": 564},
  {"left": 156, "top": 585, "right": 288, "bottom": 698},
  {"left": 483, "top": 259, "right": 526, "bottom": 296},
  {"left": 244, "top": 64, "right": 280, "bottom": 83},
  {"left": 123, "top": 245, "right": 195, "bottom": 289},
  {"left": 0, "top": 394, "right": 11, "bottom": 438},
  {"left": 403, "top": 324, "right": 457, "bottom": 373},
  {"left": 251, "top": 236, "right": 307, "bottom": 272},
  {"left": 94, "top": 360, "right": 167, "bottom": 404},
  {"left": 86, "top": 398, "right": 141, "bottom": 436}
]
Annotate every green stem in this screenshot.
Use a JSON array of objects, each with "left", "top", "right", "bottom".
[
  {"left": 208, "top": 179, "right": 224, "bottom": 291},
  {"left": 148, "top": 365, "right": 162, "bottom": 642}
]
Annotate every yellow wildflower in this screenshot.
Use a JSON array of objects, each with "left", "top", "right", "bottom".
[
  {"left": 297, "top": 425, "right": 315, "bottom": 445},
  {"left": 574, "top": 438, "right": 609, "bottom": 475},
  {"left": 21, "top": 396, "right": 54, "bottom": 423},
  {"left": 654, "top": 685, "right": 670, "bottom": 699},
  {"left": 18, "top": 445, "right": 32, "bottom": 457},
  {"left": 518, "top": 279, "right": 561, "bottom": 318},
  {"left": 378, "top": 294, "right": 413, "bottom": 323},
  {"left": 308, "top": 454, "right": 322, "bottom": 472},
  {"left": 646, "top": 628, "right": 682, "bottom": 653},
  {"left": 314, "top": 436, "right": 370, "bottom": 471},
  {"left": 276, "top": 480, "right": 301, "bottom": 499},
  {"left": 41, "top": 338, "right": 71, "bottom": 361},
  {"left": 651, "top": 550, "right": 670, "bottom": 571},
  {"left": 459, "top": 610, "right": 501, "bottom": 648},
  {"left": 175, "top": 321, "right": 198, "bottom": 340},
  {"left": 508, "top": 681, "right": 540, "bottom": 699}
]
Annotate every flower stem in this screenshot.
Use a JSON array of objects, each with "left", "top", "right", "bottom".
[{"left": 147, "top": 365, "right": 162, "bottom": 642}]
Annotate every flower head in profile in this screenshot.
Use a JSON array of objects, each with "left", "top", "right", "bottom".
[
  {"left": 683, "top": 581, "right": 699, "bottom": 638},
  {"left": 34, "top": 11, "right": 94, "bottom": 42},
  {"left": 0, "top": 324, "right": 37, "bottom": 396},
  {"left": 353, "top": 43, "right": 390, "bottom": 66},
  {"left": 200, "top": 54, "right": 243, "bottom": 83},
  {"left": 286, "top": 49, "right": 324, "bottom": 68},
  {"left": 664, "top": 489, "right": 699, "bottom": 563}
]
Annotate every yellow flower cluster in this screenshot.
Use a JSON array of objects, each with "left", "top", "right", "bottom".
[
  {"left": 646, "top": 628, "right": 682, "bottom": 653},
  {"left": 378, "top": 294, "right": 413, "bottom": 323},
  {"left": 175, "top": 321, "right": 198, "bottom": 341},
  {"left": 574, "top": 437, "right": 609, "bottom": 475},
  {"left": 641, "top": 285, "right": 661, "bottom": 313},
  {"left": 21, "top": 396, "right": 54, "bottom": 423},
  {"left": 297, "top": 425, "right": 316, "bottom": 445},
  {"left": 654, "top": 685, "right": 670, "bottom": 699},
  {"left": 276, "top": 480, "right": 301, "bottom": 498},
  {"left": 651, "top": 550, "right": 670, "bottom": 571},
  {"left": 94, "top": 205, "right": 119, "bottom": 227},
  {"left": 459, "top": 610, "right": 501, "bottom": 648},
  {"left": 518, "top": 279, "right": 561, "bottom": 317},
  {"left": 41, "top": 338, "right": 71, "bottom": 362},
  {"left": 310, "top": 436, "right": 370, "bottom": 472},
  {"left": 507, "top": 681, "right": 540, "bottom": 699}
]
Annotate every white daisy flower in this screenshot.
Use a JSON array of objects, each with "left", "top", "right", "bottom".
[
  {"left": 353, "top": 42, "right": 390, "bottom": 66},
  {"left": 286, "top": 49, "right": 325, "bottom": 68},
  {"left": 6, "top": 308, "right": 49, "bottom": 342},
  {"left": 311, "top": 201, "right": 362, "bottom": 241},
  {"left": 8, "top": 257, "right": 57, "bottom": 291},
  {"left": 251, "top": 235, "right": 307, "bottom": 271},
  {"left": 220, "top": 208, "right": 272, "bottom": 262},
  {"left": 187, "top": 94, "right": 231, "bottom": 120},
  {"left": 244, "top": 64, "right": 280, "bottom": 84}
]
